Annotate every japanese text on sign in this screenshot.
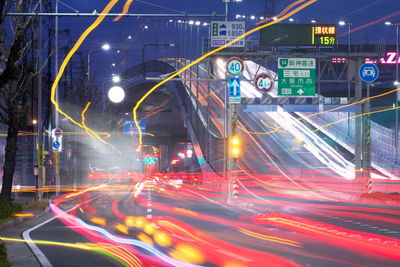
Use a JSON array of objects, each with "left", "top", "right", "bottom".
[
  {"left": 211, "top": 21, "right": 246, "bottom": 47},
  {"left": 278, "top": 58, "right": 316, "bottom": 96}
]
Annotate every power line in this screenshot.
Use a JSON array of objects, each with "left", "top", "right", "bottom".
[{"left": 5, "top": 12, "right": 223, "bottom": 18}]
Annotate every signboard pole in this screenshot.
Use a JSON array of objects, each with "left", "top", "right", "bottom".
[
  {"left": 362, "top": 83, "right": 371, "bottom": 180},
  {"left": 354, "top": 58, "right": 363, "bottom": 191},
  {"left": 224, "top": 79, "right": 229, "bottom": 190},
  {"left": 37, "top": 142, "right": 43, "bottom": 201},
  {"left": 229, "top": 103, "right": 238, "bottom": 201}
]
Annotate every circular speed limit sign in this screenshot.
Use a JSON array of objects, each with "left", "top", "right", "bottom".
[
  {"left": 226, "top": 57, "right": 244, "bottom": 76},
  {"left": 254, "top": 73, "right": 274, "bottom": 93}
]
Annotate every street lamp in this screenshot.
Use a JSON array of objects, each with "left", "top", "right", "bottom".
[
  {"left": 385, "top": 21, "right": 400, "bottom": 163},
  {"left": 223, "top": 0, "right": 243, "bottom": 21},
  {"left": 101, "top": 43, "right": 111, "bottom": 50},
  {"left": 108, "top": 86, "right": 125, "bottom": 103},
  {"left": 112, "top": 75, "right": 121, "bottom": 83},
  {"left": 87, "top": 43, "right": 111, "bottom": 82},
  {"left": 385, "top": 22, "right": 399, "bottom": 87},
  {"left": 339, "top": 21, "right": 352, "bottom": 98}
]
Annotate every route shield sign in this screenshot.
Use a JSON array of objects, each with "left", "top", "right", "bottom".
[
  {"left": 211, "top": 21, "right": 245, "bottom": 47},
  {"left": 359, "top": 63, "right": 379, "bottom": 83},
  {"left": 278, "top": 58, "right": 316, "bottom": 96},
  {"left": 255, "top": 73, "right": 274, "bottom": 93}
]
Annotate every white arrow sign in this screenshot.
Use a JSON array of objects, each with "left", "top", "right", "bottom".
[
  {"left": 232, "top": 79, "right": 240, "bottom": 95},
  {"left": 297, "top": 89, "right": 304, "bottom": 95}
]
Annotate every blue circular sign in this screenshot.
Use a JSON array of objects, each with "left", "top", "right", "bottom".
[
  {"left": 53, "top": 140, "right": 60, "bottom": 149},
  {"left": 359, "top": 63, "right": 379, "bottom": 83}
]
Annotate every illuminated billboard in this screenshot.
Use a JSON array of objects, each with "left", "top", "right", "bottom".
[{"left": 260, "top": 24, "right": 336, "bottom": 46}]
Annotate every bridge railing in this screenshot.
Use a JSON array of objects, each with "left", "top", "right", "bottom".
[
  {"left": 301, "top": 111, "right": 400, "bottom": 174},
  {"left": 174, "top": 69, "right": 225, "bottom": 174}
]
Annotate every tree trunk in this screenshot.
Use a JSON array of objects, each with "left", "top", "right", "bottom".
[{"left": 0, "top": 113, "right": 19, "bottom": 201}]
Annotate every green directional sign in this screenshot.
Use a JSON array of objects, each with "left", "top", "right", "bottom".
[{"left": 278, "top": 58, "right": 316, "bottom": 96}]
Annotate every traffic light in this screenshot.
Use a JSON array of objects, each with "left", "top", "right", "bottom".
[
  {"left": 144, "top": 156, "right": 157, "bottom": 164},
  {"left": 231, "top": 136, "right": 240, "bottom": 158}
]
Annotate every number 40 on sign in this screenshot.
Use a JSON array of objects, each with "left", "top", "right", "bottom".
[{"left": 226, "top": 57, "right": 244, "bottom": 76}]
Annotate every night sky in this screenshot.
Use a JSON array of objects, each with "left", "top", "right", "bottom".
[{"left": 57, "top": 0, "right": 399, "bottom": 80}]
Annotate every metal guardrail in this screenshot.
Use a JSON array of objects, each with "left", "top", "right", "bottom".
[
  {"left": 123, "top": 60, "right": 225, "bottom": 174},
  {"left": 175, "top": 71, "right": 225, "bottom": 173},
  {"left": 302, "top": 111, "right": 400, "bottom": 172}
]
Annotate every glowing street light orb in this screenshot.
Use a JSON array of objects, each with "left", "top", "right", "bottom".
[
  {"left": 112, "top": 75, "right": 121, "bottom": 83},
  {"left": 108, "top": 86, "right": 125, "bottom": 103},
  {"left": 102, "top": 43, "right": 111, "bottom": 51}
]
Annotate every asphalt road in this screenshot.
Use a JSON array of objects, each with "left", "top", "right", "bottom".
[{"left": 17, "top": 183, "right": 400, "bottom": 267}]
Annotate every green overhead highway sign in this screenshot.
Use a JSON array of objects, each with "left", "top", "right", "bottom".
[{"left": 278, "top": 58, "right": 316, "bottom": 96}]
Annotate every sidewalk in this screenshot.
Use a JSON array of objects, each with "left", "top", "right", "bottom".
[
  {"left": 1, "top": 211, "right": 53, "bottom": 267},
  {"left": 0, "top": 194, "right": 74, "bottom": 266}
]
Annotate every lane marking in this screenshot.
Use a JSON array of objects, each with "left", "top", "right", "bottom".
[
  {"left": 22, "top": 193, "right": 102, "bottom": 267},
  {"left": 22, "top": 205, "right": 76, "bottom": 267}
]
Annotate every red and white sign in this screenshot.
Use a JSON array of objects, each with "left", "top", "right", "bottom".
[
  {"left": 226, "top": 57, "right": 245, "bottom": 76},
  {"left": 52, "top": 128, "right": 63, "bottom": 138},
  {"left": 254, "top": 73, "right": 274, "bottom": 93}
]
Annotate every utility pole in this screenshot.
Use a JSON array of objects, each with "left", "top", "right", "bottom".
[
  {"left": 354, "top": 57, "right": 363, "bottom": 192},
  {"left": 395, "top": 23, "right": 399, "bottom": 165},
  {"left": 229, "top": 104, "right": 239, "bottom": 200},
  {"left": 362, "top": 82, "right": 371, "bottom": 188},
  {"left": 54, "top": 0, "right": 60, "bottom": 196},
  {"left": 36, "top": 0, "right": 43, "bottom": 201},
  {"left": 264, "top": 0, "right": 275, "bottom": 18}
]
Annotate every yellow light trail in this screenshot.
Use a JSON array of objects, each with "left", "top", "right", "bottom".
[
  {"left": 237, "top": 125, "right": 274, "bottom": 135},
  {"left": 164, "top": 29, "right": 400, "bottom": 140},
  {"left": 113, "top": 0, "right": 134, "bottom": 21},
  {"left": 311, "top": 105, "right": 400, "bottom": 132},
  {"left": 65, "top": 184, "right": 106, "bottom": 199},
  {"left": 238, "top": 228, "right": 303, "bottom": 248},
  {"left": 81, "top": 102, "right": 121, "bottom": 153},
  {"left": 256, "top": 0, "right": 308, "bottom": 25},
  {"left": 0, "top": 237, "right": 142, "bottom": 267},
  {"left": 239, "top": 87, "right": 400, "bottom": 136},
  {"left": 167, "top": 57, "right": 223, "bottom": 104},
  {"left": 133, "top": 0, "right": 319, "bottom": 147},
  {"left": 260, "top": 120, "right": 287, "bottom": 133},
  {"left": 50, "top": 0, "right": 121, "bottom": 153}
]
